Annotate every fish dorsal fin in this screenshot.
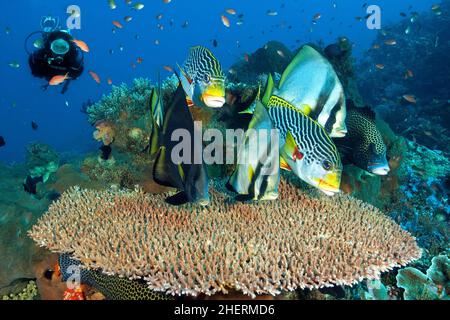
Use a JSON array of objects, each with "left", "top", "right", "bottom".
[
  {"left": 280, "top": 156, "right": 292, "bottom": 171},
  {"left": 278, "top": 45, "right": 317, "bottom": 89},
  {"left": 177, "top": 63, "right": 194, "bottom": 99},
  {"left": 149, "top": 121, "right": 160, "bottom": 156},
  {"left": 262, "top": 73, "right": 275, "bottom": 106},
  {"left": 267, "top": 95, "right": 303, "bottom": 113},
  {"left": 248, "top": 101, "right": 273, "bottom": 131},
  {"left": 153, "top": 146, "right": 185, "bottom": 189}
]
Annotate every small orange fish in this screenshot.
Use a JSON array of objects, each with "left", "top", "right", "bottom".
[
  {"left": 163, "top": 0, "right": 171, "bottom": 3},
  {"left": 89, "top": 70, "right": 101, "bottom": 84},
  {"left": 372, "top": 44, "right": 380, "bottom": 49},
  {"left": 136, "top": 57, "right": 143, "bottom": 64},
  {"left": 49, "top": 73, "right": 69, "bottom": 86},
  {"left": 226, "top": 9, "right": 236, "bottom": 15},
  {"left": 163, "top": 65, "right": 174, "bottom": 72},
  {"left": 221, "top": 15, "right": 230, "bottom": 27},
  {"left": 244, "top": 53, "right": 249, "bottom": 62},
  {"left": 375, "top": 64, "right": 385, "bottom": 70},
  {"left": 107, "top": 78, "right": 113, "bottom": 85},
  {"left": 72, "top": 39, "right": 89, "bottom": 52},
  {"left": 112, "top": 20, "right": 123, "bottom": 28},
  {"left": 403, "top": 94, "right": 417, "bottom": 104}
]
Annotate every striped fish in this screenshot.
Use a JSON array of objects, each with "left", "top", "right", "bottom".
[
  {"left": 263, "top": 45, "right": 347, "bottom": 138},
  {"left": 267, "top": 96, "right": 342, "bottom": 196},
  {"left": 178, "top": 46, "right": 226, "bottom": 108}
]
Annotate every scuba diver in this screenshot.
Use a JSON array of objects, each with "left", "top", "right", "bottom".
[{"left": 26, "top": 16, "right": 84, "bottom": 94}]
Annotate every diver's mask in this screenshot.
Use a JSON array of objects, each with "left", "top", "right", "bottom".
[
  {"left": 48, "top": 38, "right": 70, "bottom": 64},
  {"left": 40, "top": 16, "right": 60, "bottom": 33}
]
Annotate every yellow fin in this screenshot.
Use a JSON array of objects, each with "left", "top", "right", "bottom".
[
  {"left": 248, "top": 165, "right": 254, "bottom": 182},
  {"left": 178, "top": 163, "right": 185, "bottom": 182},
  {"left": 283, "top": 131, "right": 297, "bottom": 156},
  {"left": 280, "top": 157, "right": 291, "bottom": 171},
  {"left": 262, "top": 73, "right": 275, "bottom": 106},
  {"left": 301, "top": 104, "right": 312, "bottom": 115}
]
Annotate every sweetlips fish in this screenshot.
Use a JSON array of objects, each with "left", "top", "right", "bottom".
[
  {"left": 333, "top": 101, "right": 390, "bottom": 175},
  {"left": 177, "top": 46, "right": 226, "bottom": 108},
  {"left": 229, "top": 95, "right": 342, "bottom": 198},
  {"left": 262, "top": 45, "right": 347, "bottom": 138},
  {"left": 58, "top": 253, "right": 171, "bottom": 300},
  {"left": 268, "top": 96, "right": 342, "bottom": 196}
]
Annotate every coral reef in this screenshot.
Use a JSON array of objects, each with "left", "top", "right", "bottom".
[
  {"left": 357, "top": 1, "right": 450, "bottom": 155},
  {"left": 1, "top": 281, "right": 38, "bottom": 300},
  {"left": 396, "top": 254, "right": 449, "bottom": 300},
  {"left": 0, "top": 163, "right": 51, "bottom": 289},
  {"left": 227, "top": 41, "right": 293, "bottom": 85},
  {"left": 25, "top": 142, "right": 59, "bottom": 182},
  {"left": 29, "top": 180, "right": 421, "bottom": 298},
  {"left": 87, "top": 78, "right": 152, "bottom": 125}
]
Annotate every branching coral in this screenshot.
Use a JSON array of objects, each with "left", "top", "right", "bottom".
[
  {"left": 29, "top": 180, "right": 421, "bottom": 298},
  {"left": 87, "top": 78, "right": 152, "bottom": 125}
]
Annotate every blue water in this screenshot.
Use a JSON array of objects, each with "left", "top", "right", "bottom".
[{"left": 0, "top": 0, "right": 438, "bottom": 164}]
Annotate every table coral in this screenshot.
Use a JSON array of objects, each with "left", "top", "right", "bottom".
[{"left": 29, "top": 180, "right": 421, "bottom": 298}]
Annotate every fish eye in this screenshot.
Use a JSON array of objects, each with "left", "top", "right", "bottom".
[{"left": 322, "top": 160, "right": 333, "bottom": 171}]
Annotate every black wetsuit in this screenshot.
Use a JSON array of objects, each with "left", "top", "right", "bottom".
[{"left": 29, "top": 31, "right": 84, "bottom": 93}]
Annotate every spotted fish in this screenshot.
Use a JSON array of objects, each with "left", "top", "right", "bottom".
[
  {"left": 58, "top": 253, "right": 172, "bottom": 300},
  {"left": 178, "top": 46, "right": 226, "bottom": 108},
  {"left": 263, "top": 45, "right": 347, "bottom": 138},
  {"left": 333, "top": 101, "right": 390, "bottom": 175}
]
